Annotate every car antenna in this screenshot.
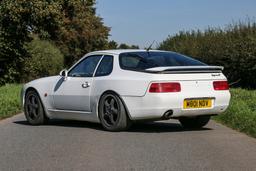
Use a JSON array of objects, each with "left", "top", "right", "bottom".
[{"left": 146, "top": 40, "right": 155, "bottom": 52}]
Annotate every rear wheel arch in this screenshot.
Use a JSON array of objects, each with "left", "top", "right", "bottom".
[{"left": 97, "top": 90, "right": 132, "bottom": 120}]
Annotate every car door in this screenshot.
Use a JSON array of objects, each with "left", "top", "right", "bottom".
[{"left": 53, "top": 55, "right": 102, "bottom": 112}]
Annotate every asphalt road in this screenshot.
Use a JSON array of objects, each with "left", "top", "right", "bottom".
[{"left": 0, "top": 114, "right": 256, "bottom": 171}]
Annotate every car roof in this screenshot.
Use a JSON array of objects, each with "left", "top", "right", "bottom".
[{"left": 87, "top": 49, "right": 167, "bottom": 55}]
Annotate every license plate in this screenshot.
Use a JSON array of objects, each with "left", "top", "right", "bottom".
[{"left": 183, "top": 99, "right": 212, "bottom": 109}]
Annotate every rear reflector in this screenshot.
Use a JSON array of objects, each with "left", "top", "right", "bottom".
[
  {"left": 149, "top": 82, "right": 181, "bottom": 93},
  {"left": 213, "top": 81, "right": 229, "bottom": 90}
]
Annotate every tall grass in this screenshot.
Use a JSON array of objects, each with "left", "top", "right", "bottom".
[
  {"left": 214, "top": 89, "right": 256, "bottom": 138},
  {"left": 0, "top": 84, "right": 22, "bottom": 119}
]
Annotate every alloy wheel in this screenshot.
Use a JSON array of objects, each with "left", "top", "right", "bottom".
[
  {"left": 102, "top": 95, "right": 120, "bottom": 127},
  {"left": 25, "top": 94, "right": 40, "bottom": 120}
]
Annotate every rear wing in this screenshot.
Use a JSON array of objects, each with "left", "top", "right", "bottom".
[{"left": 145, "top": 66, "right": 224, "bottom": 74}]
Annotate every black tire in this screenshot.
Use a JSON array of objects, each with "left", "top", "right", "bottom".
[
  {"left": 98, "top": 93, "right": 131, "bottom": 131},
  {"left": 24, "top": 90, "right": 47, "bottom": 125},
  {"left": 179, "top": 116, "right": 210, "bottom": 129}
]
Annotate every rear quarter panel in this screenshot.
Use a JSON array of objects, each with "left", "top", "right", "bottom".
[{"left": 91, "top": 53, "right": 154, "bottom": 98}]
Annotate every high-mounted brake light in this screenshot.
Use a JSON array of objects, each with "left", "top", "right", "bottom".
[
  {"left": 213, "top": 81, "right": 229, "bottom": 90},
  {"left": 149, "top": 82, "right": 181, "bottom": 93}
]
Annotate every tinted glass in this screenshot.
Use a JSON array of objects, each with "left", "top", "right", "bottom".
[
  {"left": 119, "top": 52, "right": 206, "bottom": 70},
  {"left": 68, "top": 55, "right": 102, "bottom": 77},
  {"left": 95, "top": 55, "right": 113, "bottom": 77}
]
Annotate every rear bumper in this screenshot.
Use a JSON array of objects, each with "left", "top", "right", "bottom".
[{"left": 122, "top": 90, "right": 231, "bottom": 120}]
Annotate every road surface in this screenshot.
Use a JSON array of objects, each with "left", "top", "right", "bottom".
[{"left": 0, "top": 113, "right": 256, "bottom": 171}]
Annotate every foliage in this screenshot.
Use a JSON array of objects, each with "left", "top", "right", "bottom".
[
  {"left": 0, "top": 84, "right": 22, "bottom": 119},
  {"left": 158, "top": 20, "right": 256, "bottom": 88},
  {"left": 214, "top": 89, "right": 256, "bottom": 138},
  {"left": 108, "top": 40, "right": 118, "bottom": 49},
  {"left": 0, "top": 0, "right": 110, "bottom": 84},
  {"left": 0, "top": 0, "right": 62, "bottom": 83},
  {"left": 118, "top": 43, "right": 139, "bottom": 49},
  {"left": 56, "top": 0, "right": 110, "bottom": 66},
  {"left": 23, "top": 38, "right": 64, "bottom": 82},
  {"left": 107, "top": 40, "right": 140, "bottom": 49}
]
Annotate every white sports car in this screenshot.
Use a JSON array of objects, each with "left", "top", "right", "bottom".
[{"left": 21, "top": 50, "right": 230, "bottom": 131}]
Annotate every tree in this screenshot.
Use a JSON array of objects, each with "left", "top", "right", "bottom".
[
  {"left": 56, "top": 0, "right": 110, "bottom": 66},
  {"left": 0, "top": 0, "right": 62, "bottom": 83},
  {"left": 118, "top": 43, "right": 139, "bottom": 49},
  {"left": 0, "top": 0, "right": 110, "bottom": 84},
  {"left": 118, "top": 43, "right": 130, "bottom": 49},
  {"left": 108, "top": 40, "right": 118, "bottom": 49},
  {"left": 23, "top": 38, "right": 64, "bottom": 82},
  {"left": 130, "top": 45, "right": 140, "bottom": 49}
]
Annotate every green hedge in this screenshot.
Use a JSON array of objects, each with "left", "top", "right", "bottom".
[
  {"left": 23, "top": 38, "right": 64, "bottom": 82},
  {"left": 159, "top": 21, "right": 256, "bottom": 88}
]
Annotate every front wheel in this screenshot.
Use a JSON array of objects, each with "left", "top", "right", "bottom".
[
  {"left": 98, "top": 93, "right": 131, "bottom": 131},
  {"left": 24, "top": 90, "right": 48, "bottom": 125},
  {"left": 179, "top": 116, "right": 210, "bottom": 129}
]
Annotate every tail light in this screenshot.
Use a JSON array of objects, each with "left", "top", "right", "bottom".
[
  {"left": 213, "top": 81, "right": 229, "bottom": 90},
  {"left": 149, "top": 82, "right": 181, "bottom": 93}
]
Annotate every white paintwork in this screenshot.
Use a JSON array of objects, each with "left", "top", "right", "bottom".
[
  {"left": 53, "top": 77, "right": 93, "bottom": 111},
  {"left": 21, "top": 50, "right": 231, "bottom": 123}
]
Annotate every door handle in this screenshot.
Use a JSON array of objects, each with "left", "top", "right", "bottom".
[{"left": 82, "top": 82, "right": 90, "bottom": 88}]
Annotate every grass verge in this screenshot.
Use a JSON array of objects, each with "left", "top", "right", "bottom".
[
  {"left": 214, "top": 88, "right": 256, "bottom": 138},
  {"left": 0, "top": 84, "right": 22, "bottom": 120}
]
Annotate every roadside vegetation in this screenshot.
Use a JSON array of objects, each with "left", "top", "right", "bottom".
[
  {"left": 159, "top": 20, "right": 256, "bottom": 89},
  {"left": 0, "top": 84, "right": 22, "bottom": 120},
  {"left": 214, "top": 89, "right": 256, "bottom": 138}
]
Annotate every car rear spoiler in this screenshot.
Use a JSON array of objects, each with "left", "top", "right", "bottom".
[{"left": 145, "top": 66, "right": 224, "bottom": 73}]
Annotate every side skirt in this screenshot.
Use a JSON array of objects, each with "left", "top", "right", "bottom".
[{"left": 47, "top": 109, "right": 100, "bottom": 123}]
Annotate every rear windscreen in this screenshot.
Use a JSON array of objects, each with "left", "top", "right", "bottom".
[{"left": 119, "top": 52, "right": 206, "bottom": 71}]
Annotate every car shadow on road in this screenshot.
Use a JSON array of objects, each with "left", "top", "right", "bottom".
[
  {"left": 14, "top": 120, "right": 212, "bottom": 133},
  {"left": 14, "top": 119, "right": 103, "bottom": 131},
  {"left": 127, "top": 122, "right": 212, "bottom": 133}
]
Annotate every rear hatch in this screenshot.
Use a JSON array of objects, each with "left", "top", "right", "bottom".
[
  {"left": 119, "top": 51, "right": 229, "bottom": 101},
  {"left": 148, "top": 66, "right": 227, "bottom": 92},
  {"left": 147, "top": 66, "right": 229, "bottom": 109}
]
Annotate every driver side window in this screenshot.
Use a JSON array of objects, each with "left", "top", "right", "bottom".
[{"left": 68, "top": 55, "right": 102, "bottom": 77}]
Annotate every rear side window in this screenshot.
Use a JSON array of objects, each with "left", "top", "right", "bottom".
[
  {"left": 95, "top": 55, "right": 113, "bottom": 77},
  {"left": 119, "top": 52, "right": 206, "bottom": 71}
]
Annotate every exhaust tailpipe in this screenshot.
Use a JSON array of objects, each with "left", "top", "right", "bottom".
[{"left": 163, "top": 110, "right": 173, "bottom": 120}]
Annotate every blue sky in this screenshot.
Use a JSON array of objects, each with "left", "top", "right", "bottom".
[{"left": 96, "top": 0, "right": 256, "bottom": 48}]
